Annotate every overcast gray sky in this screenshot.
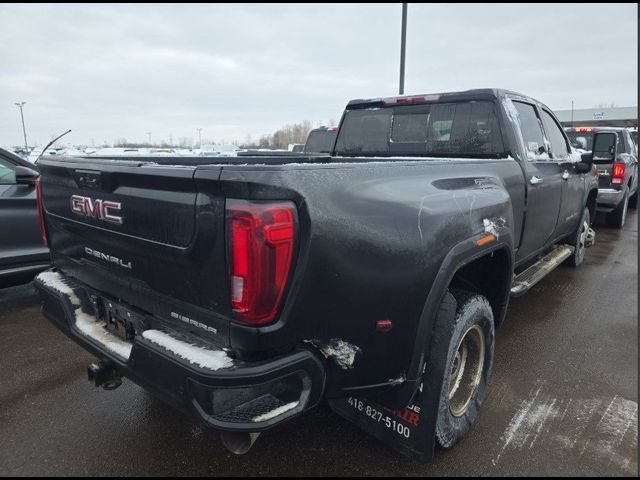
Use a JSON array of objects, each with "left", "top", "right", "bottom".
[{"left": 0, "top": 3, "right": 637, "bottom": 147}]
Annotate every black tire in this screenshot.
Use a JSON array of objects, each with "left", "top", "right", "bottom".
[
  {"left": 434, "top": 289, "right": 494, "bottom": 449},
  {"left": 607, "top": 190, "right": 629, "bottom": 229},
  {"left": 565, "top": 207, "right": 590, "bottom": 268},
  {"left": 629, "top": 190, "right": 637, "bottom": 209}
]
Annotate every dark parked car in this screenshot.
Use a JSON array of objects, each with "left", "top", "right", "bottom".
[
  {"left": 566, "top": 127, "right": 638, "bottom": 227},
  {"left": 35, "top": 89, "right": 598, "bottom": 461},
  {"left": 0, "top": 148, "right": 50, "bottom": 288}
]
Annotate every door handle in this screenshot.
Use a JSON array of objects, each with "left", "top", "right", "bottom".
[
  {"left": 562, "top": 170, "right": 570, "bottom": 180},
  {"left": 530, "top": 176, "right": 543, "bottom": 185}
]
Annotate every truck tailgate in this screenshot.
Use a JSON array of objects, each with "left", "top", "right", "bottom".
[{"left": 38, "top": 158, "right": 231, "bottom": 346}]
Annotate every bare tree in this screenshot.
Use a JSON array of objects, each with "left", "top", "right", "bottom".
[{"left": 265, "top": 120, "right": 315, "bottom": 149}]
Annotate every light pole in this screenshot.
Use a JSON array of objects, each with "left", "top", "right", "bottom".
[
  {"left": 571, "top": 100, "right": 574, "bottom": 127},
  {"left": 399, "top": 3, "right": 408, "bottom": 95},
  {"left": 15, "top": 102, "right": 28, "bottom": 151},
  {"left": 146, "top": 132, "right": 152, "bottom": 145},
  {"left": 197, "top": 128, "right": 203, "bottom": 148}
]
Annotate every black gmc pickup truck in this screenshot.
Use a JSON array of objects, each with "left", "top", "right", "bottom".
[{"left": 34, "top": 89, "right": 599, "bottom": 461}]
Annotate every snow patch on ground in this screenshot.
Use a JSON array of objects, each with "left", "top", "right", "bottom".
[
  {"left": 142, "top": 329, "right": 233, "bottom": 371},
  {"left": 582, "top": 396, "right": 638, "bottom": 462},
  {"left": 252, "top": 402, "right": 299, "bottom": 422},
  {"left": 494, "top": 383, "right": 559, "bottom": 464},
  {"left": 493, "top": 383, "right": 638, "bottom": 473}
]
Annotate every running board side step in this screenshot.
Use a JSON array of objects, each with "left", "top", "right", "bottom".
[{"left": 510, "top": 245, "right": 575, "bottom": 297}]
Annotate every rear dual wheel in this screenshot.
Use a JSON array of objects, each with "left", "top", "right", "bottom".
[
  {"left": 565, "top": 207, "right": 590, "bottom": 267},
  {"left": 432, "top": 290, "right": 495, "bottom": 448}
]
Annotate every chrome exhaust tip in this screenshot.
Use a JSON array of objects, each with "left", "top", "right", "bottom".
[{"left": 220, "top": 431, "right": 261, "bottom": 455}]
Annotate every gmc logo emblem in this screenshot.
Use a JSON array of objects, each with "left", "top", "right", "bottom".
[{"left": 70, "top": 195, "right": 123, "bottom": 225}]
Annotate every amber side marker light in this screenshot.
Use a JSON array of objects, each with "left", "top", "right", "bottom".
[{"left": 476, "top": 234, "right": 497, "bottom": 247}]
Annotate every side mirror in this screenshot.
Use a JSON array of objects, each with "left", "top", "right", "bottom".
[
  {"left": 592, "top": 132, "right": 617, "bottom": 162},
  {"left": 574, "top": 152, "right": 593, "bottom": 174},
  {"left": 15, "top": 165, "right": 39, "bottom": 186},
  {"left": 580, "top": 152, "right": 593, "bottom": 164}
]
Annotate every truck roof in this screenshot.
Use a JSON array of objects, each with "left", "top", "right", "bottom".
[{"left": 346, "top": 88, "right": 534, "bottom": 109}]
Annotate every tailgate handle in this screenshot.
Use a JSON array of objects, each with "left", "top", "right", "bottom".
[{"left": 76, "top": 170, "right": 103, "bottom": 190}]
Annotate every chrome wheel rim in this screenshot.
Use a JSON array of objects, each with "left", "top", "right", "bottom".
[{"left": 448, "top": 325, "right": 485, "bottom": 417}]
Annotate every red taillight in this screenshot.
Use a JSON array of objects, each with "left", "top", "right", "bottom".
[
  {"left": 35, "top": 179, "right": 48, "bottom": 246},
  {"left": 612, "top": 163, "right": 625, "bottom": 185},
  {"left": 227, "top": 200, "right": 297, "bottom": 326}
]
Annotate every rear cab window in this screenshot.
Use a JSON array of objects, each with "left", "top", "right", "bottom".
[
  {"left": 566, "top": 129, "right": 595, "bottom": 151},
  {"left": 567, "top": 129, "right": 628, "bottom": 156},
  {"left": 304, "top": 129, "right": 337, "bottom": 153},
  {"left": 334, "top": 100, "right": 506, "bottom": 158}
]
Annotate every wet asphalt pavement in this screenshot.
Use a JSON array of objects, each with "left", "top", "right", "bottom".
[{"left": 0, "top": 213, "right": 637, "bottom": 476}]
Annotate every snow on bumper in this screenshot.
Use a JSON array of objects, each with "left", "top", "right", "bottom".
[
  {"left": 142, "top": 329, "right": 233, "bottom": 371},
  {"left": 36, "top": 271, "right": 133, "bottom": 360},
  {"left": 34, "top": 270, "right": 325, "bottom": 432}
]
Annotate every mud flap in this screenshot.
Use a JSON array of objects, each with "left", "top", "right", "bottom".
[
  {"left": 329, "top": 291, "right": 458, "bottom": 462},
  {"left": 329, "top": 387, "right": 437, "bottom": 461}
]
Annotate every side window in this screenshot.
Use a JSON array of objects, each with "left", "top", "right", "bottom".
[
  {"left": 512, "top": 101, "right": 547, "bottom": 160},
  {"left": 541, "top": 110, "right": 569, "bottom": 159},
  {"left": 627, "top": 131, "right": 638, "bottom": 156},
  {"left": 0, "top": 158, "right": 17, "bottom": 185},
  {"left": 614, "top": 133, "right": 626, "bottom": 154}
]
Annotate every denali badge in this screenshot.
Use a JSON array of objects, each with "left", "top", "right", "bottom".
[
  {"left": 70, "top": 195, "right": 123, "bottom": 225},
  {"left": 85, "top": 247, "right": 132, "bottom": 270}
]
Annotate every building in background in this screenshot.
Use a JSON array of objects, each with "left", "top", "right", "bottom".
[{"left": 554, "top": 106, "right": 637, "bottom": 128}]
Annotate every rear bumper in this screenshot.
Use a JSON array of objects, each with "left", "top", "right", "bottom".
[
  {"left": 0, "top": 261, "right": 50, "bottom": 288},
  {"left": 597, "top": 188, "right": 624, "bottom": 211},
  {"left": 34, "top": 270, "right": 325, "bottom": 432}
]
